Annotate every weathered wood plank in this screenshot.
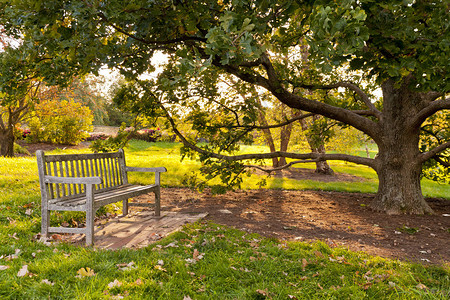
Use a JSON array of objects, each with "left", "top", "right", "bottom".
[
  {"left": 43, "top": 151, "right": 121, "bottom": 162},
  {"left": 37, "top": 149, "right": 165, "bottom": 246}
]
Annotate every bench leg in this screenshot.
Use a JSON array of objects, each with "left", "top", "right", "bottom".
[
  {"left": 41, "top": 209, "right": 49, "bottom": 237},
  {"left": 123, "top": 199, "right": 129, "bottom": 216},
  {"left": 155, "top": 187, "right": 161, "bottom": 217},
  {"left": 85, "top": 210, "right": 95, "bottom": 246}
]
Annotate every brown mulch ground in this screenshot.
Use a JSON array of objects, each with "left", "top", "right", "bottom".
[
  {"left": 138, "top": 188, "right": 449, "bottom": 266},
  {"left": 19, "top": 141, "right": 450, "bottom": 265}
]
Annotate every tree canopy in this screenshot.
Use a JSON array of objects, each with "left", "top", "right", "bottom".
[{"left": 0, "top": 0, "right": 449, "bottom": 214}]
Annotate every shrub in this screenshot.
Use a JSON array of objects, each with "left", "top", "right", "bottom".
[
  {"left": 128, "top": 128, "right": 162, "bottom": 142},
  {"left": 86, "top": 132, "right": 110, "bottom": 141},
  {"left": 13, "top": 142, "right": 30, "bottom": 155},
  {"left": 89, "top": 123, "right": 130, "bottom": 153},
  {"left": 27, "top": 99, "right": 93, "bottom": 145}
]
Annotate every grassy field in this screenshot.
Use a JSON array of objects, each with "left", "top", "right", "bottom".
[{"left": 0, "top": 140, "right": 449, "bottom": 299}]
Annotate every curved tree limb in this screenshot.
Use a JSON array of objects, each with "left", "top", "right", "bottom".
[
  {"left": 412, "top": 97, "right": 450, "bottom": 128},
  {"left": 208, "top": 112, "right": 315, "bottom": 130},
  {"left": 419, "top": 140, "right": 450, "bottom": 163},
  {"left": 297, "top": 81, "right": 382, "bottom": 120},
  {"left": 215, "top": 54, "right": 381, "bottom": 141},
  {"left": 433, "top": 156, "right": 450, "bottom": 167},
  {"left": 160, "top": 102, "right": 378, "bottom": 170},
  {"left": 244, "top": 159, "right": 320, "bottom": 173},
  {"left": 97, "top": 12, "right": 206, "bottom": 46}
]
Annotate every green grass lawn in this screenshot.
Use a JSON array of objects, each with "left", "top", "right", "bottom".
[{"left": 0, "top": 140, "right": 448, "bottom": 299}]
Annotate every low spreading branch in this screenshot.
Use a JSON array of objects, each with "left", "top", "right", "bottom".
[
  {"left": 420, "top": 140, "right": 450, "bottom": 163},
  {"left": 412, "top": 97, "right": 450, "bottom": 128},
  {"left": 297, "top": 81, "right": 382, "bottom": 120},
  {"left": 433, "top": 156, "right": 450, "bottom": 167},
  {"left": 244, "top": 159, "right": 320, "bottom": 173},
  {"left": 160, "top": 102, "right": 377, "bottom": 170},
  {"left": 215, "top": 54, "right": 381, "bottom": 140}
]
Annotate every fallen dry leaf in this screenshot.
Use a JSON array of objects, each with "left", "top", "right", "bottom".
[
  {"left": 193, "top": 249, "right": 205, "bottom": 261},
  {"left": 107, "top": 279, "right": 122, "bottom": 289},
  {"left": 41, "top": 279, "right": 54, "bottom": 286},
  {"left": 116, "top": 261, "right": 135, "bottom": 271},
  {"left": 76, "top": 267, "right": 95, "bottom": 278},
  {"left": 301, "top": 258, "right": 308, "bottom": 271},
  {"left": 0, "top": 265, "right": 10, "bottom": 271},
  {"left": 17, "top": 265, "right": 29, "bottom": 277},
  {"left": 8, "top": 233, "right": 19, "bottom": 240},
  {"left": 154, "top": 265, "right": 167, "bottom": 272},
  {"left": 416, "top": 283, "right": 428, "bottom": 290},
  {"left": 256, "top": 289, "right": 269, "bottom": 297},
  {"left": 164, "top": 242, "right": 178, "bottom": 248}
]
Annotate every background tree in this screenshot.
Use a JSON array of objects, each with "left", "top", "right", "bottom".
[
  {"left": 2, "top": 0, "right": 448, "bottom": 214},
  {"left": 27, "top": 97, "right": 93, "bottom": 145},
  {"left": 0, "top": 46, "right": 40, "bottom": 157},
  {"left": 37, "top": 77, "right": 109, "bottom": 125}
]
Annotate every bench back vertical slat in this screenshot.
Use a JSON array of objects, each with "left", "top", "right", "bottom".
[
  {"left": 70, "top": 160, "right": 76, "bottom": 194},
  {"left": 45, "top": 161, "right": 54, "bottom": 198},
  {"left": 65, "top": 161, "right": 72, "bottom": 196},
  {"left": 89, "top": 159, "right": 95, "bottom": 189},
  {"left": 53, "top": 161, "right": 60, "bottom": 198},
  {"left": 108, "top": 158, "right": 114, "bottom": 186},
  {"left": 111, "top": 158, "right": 120, "bottom": 185},
  {"left": 37, "top": 150, "right": 127, "bottom": 201},
  {"left": 118, "top": 149, "right": 128, "bottom": 184},
  {"left": 98, "top": 159, "right": 104, "bottom": 190},
  {"left": 93, "top": 159, "right": 100, "bottom": 190},
  {"left": 111, "top": 157, "right": 120, "bottom": 185},
  {"left": 59, "top": 161, "right": 66, "bottom": 198},
  {"left": 105, "top": 158, "right": 113, "bottom": 187}
]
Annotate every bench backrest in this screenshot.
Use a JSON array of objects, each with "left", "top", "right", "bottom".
[{"left": 36, "top": 149, "right": 128, "bottom": 200}]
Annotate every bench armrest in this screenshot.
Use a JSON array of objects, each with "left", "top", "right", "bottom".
[
  {"left": 125, "top": 166, "right": 166, "bottom": 185},
  {"left": 125, "top": 167, "right": 167, "bottom": 173},
  {"left": 44, "top": 176, "right": 103, "bottom": 185}
]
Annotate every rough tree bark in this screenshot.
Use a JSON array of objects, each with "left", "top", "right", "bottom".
[
  {"left": 299, "top": 115, "right": 334, "bottom": 175},
  {"left": 372, "top": 79, "right": 434, "bottom": 214},
  {"left": 0, "top": 96, "right": 31, "bottom": 157},
  {"left": 0, "top": 126, "right": 15, "bottom": 157},
  {"left": 256, "top": 108, "right": 279, "bottom": 168}
]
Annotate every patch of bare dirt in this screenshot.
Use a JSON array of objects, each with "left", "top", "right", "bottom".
[
  {"left": 18, "top": 142, "right": 450, "bottom": 265},
  {"left": 135, "top": 188, "right": 450, "bottom": 266}
]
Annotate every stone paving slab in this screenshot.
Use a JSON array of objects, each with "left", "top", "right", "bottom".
[{"left": 69, "top": 211, "right": 208, "bottom": 249}]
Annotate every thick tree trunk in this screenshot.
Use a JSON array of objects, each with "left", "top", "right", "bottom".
[
  {"left": 299, "top": 115, "right": 334, "bottom": 175},
  {"left": 371, "top": 78, "right": 433, "bottom": 214},
  {"left": 374, "top": 153, "right": 432, "bottom": 214},
  {"left": 257, "top": 109, "right": 280, "bottom": 168},
  {"left": 278, "top": 113, "right": 293, "bottom": 167},
  {"left": 313, "top": 144, "right": 334, "bottom": 175},
  {"left": 0, "top": 128, "right": 15, "bottom": 157}
]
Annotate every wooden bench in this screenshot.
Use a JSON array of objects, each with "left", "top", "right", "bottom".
[{"left": 36, "top": 149, "right": 166, "bottom": 245}]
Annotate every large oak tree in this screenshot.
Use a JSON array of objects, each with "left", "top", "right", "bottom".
[{"left": 1, "top": 0, "right": 448, "bottom": 214}]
